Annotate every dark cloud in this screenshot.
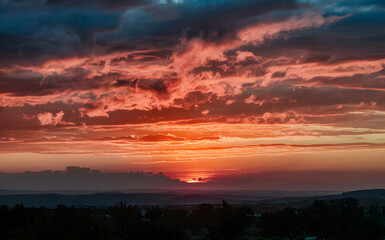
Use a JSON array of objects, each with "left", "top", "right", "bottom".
[
  {"left": 113, "top": 74, "right": 181, "bottom": 97},
  {"left": 307, "top": 67, "right": 385, "bottom": 90},
  {"left": 0, "top": 9, "right": 121, "bottom": 66},
  {"left": 110, "top": 49, "right": 173, "bottom": 64},
  {"left": 137, "top": 76, "right": 181, "bottom": 96},
  {"left": 1, "top": 0, "right": 384, "bottom": 68},
  {"left": 173, "top": 91, "right": 214, "bottom": 109},
  {"left": 1, "top": 166, "right": 385, "bottom": 191},
  {"left": 327, "top": 0, "right": 385, "bottom": 9},
  {"left": 44, "top": 0, "right": 153, "bottom": 10},
  {"left": 97, "top": 0, "right": 302, "bottom": 51},
  {"left": 0, "top": 166, "right": 184, "bottom": 190},
  {"left": 0, "top": 0, "right": 303, "bottom": 66},
  {"left": 0, "top": 0, "right": 46, "bottom": 13},
  {"left": 248, "top": 11, "right": 385, "bottom": 64}
]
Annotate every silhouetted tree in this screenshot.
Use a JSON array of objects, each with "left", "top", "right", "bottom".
[{"left": 0, "top": 198, "right": 384, "bottom": 240}]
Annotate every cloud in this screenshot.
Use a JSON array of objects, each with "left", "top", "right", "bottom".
[
  {"left": 140, "top": 134, "right": 185, "bottom": 141},
  {"left": 1, "top": 166, "right": 385, "bottom": 191},
  {"left": 0, "top": 0, "right": 303, "bottom": 67},
  {"left": 0, "top": 9, "right": 121, "bottom": 67},
  {"left": 0, "top": 166, "right": 184, "bottom": 190},
  {"left": 237, "top": 12, "right": 350, "bottom": 45},
  {"left": 37, "top": 111, "right": 73, "bottom": 126},
  {"left": 44, "top": 0, "right": 153, "bottom": 10}
]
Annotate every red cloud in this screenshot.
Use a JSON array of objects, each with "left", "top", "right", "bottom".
[{"left": 36, "top": 111, "right": 74, "bottom": 126}]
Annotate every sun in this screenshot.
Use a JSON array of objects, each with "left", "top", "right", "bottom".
[
  {"left": 186, "top": 177, "right": 210, "bottom": 183},
  {"left": 174, "top": 172, "right": 213, "bottom": 183}
]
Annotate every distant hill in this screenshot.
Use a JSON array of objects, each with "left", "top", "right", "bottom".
[
  {"left": 0, "top": 189, "right": 383, "bottom": 208},
  {"left": 256, "top": 189, "right": 385, "bottom": 207},
  {"left": 340, "top": 189, "right": 385, "bottom": 198}
]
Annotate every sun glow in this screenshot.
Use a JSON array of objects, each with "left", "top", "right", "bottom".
[{"left": 169, "top": 171, "right": 214, "bottom": 183}]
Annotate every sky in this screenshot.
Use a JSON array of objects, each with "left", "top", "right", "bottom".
[{"left": 1, "top": 0, "right": 385, "bottom": 190}]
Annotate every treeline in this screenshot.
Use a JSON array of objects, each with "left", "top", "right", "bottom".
[
  {"left": 0, "top": 198, "right": 384, "bottom": 240},
  {"left": 259, "top": 198, "right": 385, "bottom": 240}
]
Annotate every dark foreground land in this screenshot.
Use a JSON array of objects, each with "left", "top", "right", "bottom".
[{"left": 1, "top": 191, "right": 385, "bottom": 240}]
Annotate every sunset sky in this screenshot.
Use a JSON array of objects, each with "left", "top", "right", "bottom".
[{"left": 1, "top": 0, "right": 385, "bottom": 190}]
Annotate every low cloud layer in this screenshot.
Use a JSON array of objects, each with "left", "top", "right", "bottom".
[
  {"left": 0, "top": 166, "right": 184, "bottom": 190},
  {"left": 1, "top": 166, "right": 385, "bottom": 191}
]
